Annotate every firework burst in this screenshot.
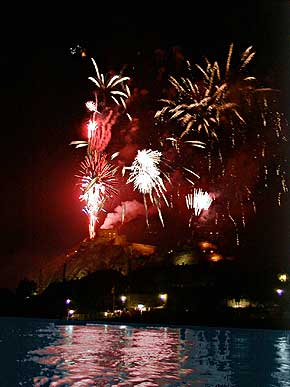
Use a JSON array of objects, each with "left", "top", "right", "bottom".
[
  {"left": 155, "top": 44, "right": 288, "bottom": 247},
  {"left": 186, "top": 188, "right": 214, "bottom": 216},
  {"left": 122, "top": 149, "right": 171, "bottom": 227},
  {"left": 76, "top": 151, "right": 119, "bottom": 239},
  {"left": 70, "top": 59, "right": 134, "bottom": 238},
  {"left": 70, "top": 59, "right": 132, "bottom": 153},
  {"left": 69, "top": 44, "right": 288, "bottom": 252},
  {"left": 155, "top": 44, "right": 259, "bottom": 144},
  {"left": 88, "top": 58, "right": 131, "bottom": 112}
]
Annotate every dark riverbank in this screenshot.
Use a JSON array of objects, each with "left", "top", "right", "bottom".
[
  {"left": 2, "top": 257, "right": 290, "bottom": 331},
  {"left": 2, "top": 315, "right": 289, "bottom": 332},
  {"left": 7, "top": 307, "right": 288, "bottom": 331},
  {"left": 77, "top": 309, "right": 290, "bottom": 331},
  {"left": 2, "top": 302, "right": 290, "bottom": 330}
]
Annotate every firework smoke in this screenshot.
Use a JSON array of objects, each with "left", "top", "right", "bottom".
[{"left": 100, "top": 200, "right": 146, "bottom": 229}]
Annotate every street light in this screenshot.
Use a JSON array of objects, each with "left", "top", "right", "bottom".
[
  {"left": 275, "top": 288, "right": 284, "bottom": 296},
  {"left": 137, "top": 304, "right": 145, "bottom": 314},
  {"left": 278, "top": 273, "right": 288, "bottom": 282},
  {"left": 120, "top": 295, "right": 127, "bottom": 312},
  {"left": 67, "top": 309, "right": 75, "bottom": 319},
  {"left": 159, "top": 293, "right": 168, "bottom": 303}
]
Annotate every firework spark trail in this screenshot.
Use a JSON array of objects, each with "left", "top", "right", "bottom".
[
  {"left": 70, "top": 103, "right": 118, "bottom": 153},
  {"left": 77, "top": 151, "right": 119, "bottom": 239},
  {"left": 154, "top": 43, "right": 259, "bottom": 183},
  {"left": 165, "top": 137, "right": 205, "bottom": 153},
  {"left": 155, "top": 74, "right": 230, "bottom": 141},
  {"left": 70, "top": 59, "right": 133, "bottom": 238},
  {"left": 123, "top": 149, "right": 171, "bottom": 227},
  {"left": 155, "top": 43, "right": 288, "bottom": 247},
  {"left": 88, "top": 58, "right": 131, "bottom": 110},
  {"left": 70, "top": 60, "right": 132, "bottom": 153},
  {"left": 154, "top": 45, "right": 258, "bottom": 241},
  {"left": 164, "top": 137, "right": 205, "bottom": 187},
  {"left": 254, "top": 96, "right": 288, "bottom": 206},
  {"left": 227, "top": 201, "right": 239, "bottom": 246},
  {"left": 155, "top": 43, "right": 256, "bottom": 142}
]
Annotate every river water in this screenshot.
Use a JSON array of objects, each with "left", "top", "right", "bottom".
[{"left": 0, "top": 317, "right": 290, "bottom": 386}]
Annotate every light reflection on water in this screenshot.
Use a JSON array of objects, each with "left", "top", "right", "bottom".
[
  {"left": 1, "top": 318, "right": 290, "bottom": 386},
  {"left": 29, "top": 324, "right": 192, "bottom": 387}
]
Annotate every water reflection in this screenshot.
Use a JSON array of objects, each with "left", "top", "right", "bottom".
[
  {"left": 21, "top": 321, "right": 290, "bottom": 387},
  {"left": 29, "top": 324, "right": 181, "bottom": 386},
  {"left": 272, "top": 334, "right": 290, "bottom": 386},
  {"left": 179, "top": 328, "right": 233, "bottom": 386},
  {"left": 27, "top": 323, "right": 236, "bottom": 387}
]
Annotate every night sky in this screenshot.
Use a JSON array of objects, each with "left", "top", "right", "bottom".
[{"left": 0, "top": 2, "right": 289, "bottom": 289}]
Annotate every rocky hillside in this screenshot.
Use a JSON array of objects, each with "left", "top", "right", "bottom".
[{"left": 35, "top": 229, "right": 158, "bottom": 291}]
